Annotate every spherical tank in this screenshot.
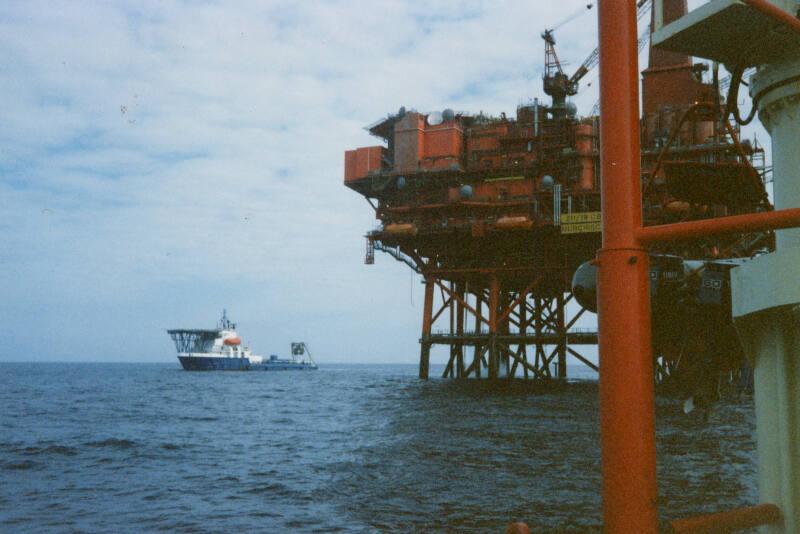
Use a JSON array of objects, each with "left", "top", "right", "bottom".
[
  {"left": 427, "top": 111, "right": 443, "bottom": 126},
  {"left": 571, "top": 261, "right": 598, "bottom": 313},
  {"left": 565, "top": 102, "right": 578, "bottom": 118}
]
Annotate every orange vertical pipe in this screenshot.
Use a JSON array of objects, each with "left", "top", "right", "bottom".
[
  {"left": 597, "top": 1, "right": 658, "bottom": 532},
  {"left": 422, "top": 277, "right": 434, "bottom": 336},
  {"left": 489, "top": 276, "right": 499, "bottom": 334}
]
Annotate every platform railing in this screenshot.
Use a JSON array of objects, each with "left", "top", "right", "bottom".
[{"left": 668, "top": 504, "right": 782, "bottom": 533}]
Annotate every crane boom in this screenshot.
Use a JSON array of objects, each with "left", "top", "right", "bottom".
[
  {"left": 550, "top": 3, "right": 594, "bottom": 33},
  {"left": 589, "top": 25, "right": 652, "bottom": 116},
  {"left": 567, "top": 0, "right": 651, "bottom": 88}
]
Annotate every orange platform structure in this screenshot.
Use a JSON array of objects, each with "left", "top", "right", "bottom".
[{"left": 344, "top": 0, "right": 771, "bottom": 382}]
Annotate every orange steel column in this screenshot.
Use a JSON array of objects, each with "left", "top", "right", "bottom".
[
  {"left": 456, "top": 284, "right": 465, "bottom": 377},
  {"left": 420, "top": 276, "right": 434, "bottom": 379},
  {"left": 597, "top": 1, "right": 658, "bottom": 532},
  {"left": 557, "top": 292, "right": 567, "bottom": 379},
  {"left": 488, "top": 275, "right": 500, "bottom": 379},
  {"left": 474, "top": 293, "right": 483, "bottom": 378}
]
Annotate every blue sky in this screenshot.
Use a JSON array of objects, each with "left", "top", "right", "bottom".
[{"left": 0, "top": 0, "right": 764, "bottom": 363}]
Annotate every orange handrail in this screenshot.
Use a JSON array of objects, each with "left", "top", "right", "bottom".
[
  {"left": 670, "top": 504, "right": 782, "bottom": 533},
  {"left": 638, "top": 208, "right": 800, "bottom": 244}
]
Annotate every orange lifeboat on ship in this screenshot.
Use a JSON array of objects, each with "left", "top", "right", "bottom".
[{"left": 223, "top": 336, "right": 241, "bottom": 346}]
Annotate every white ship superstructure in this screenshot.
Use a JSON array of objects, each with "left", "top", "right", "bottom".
[{"left": 167, "top": 311, "right": 317, "bottom": 371}]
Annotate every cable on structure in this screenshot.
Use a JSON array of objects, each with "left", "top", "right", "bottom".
[
  {"left": 644, "top": 102, "right": 770, "bottom": 208},
  {"left": 724, "top": 1, "right": 800, "bottom": 126},
  {"left": 645, "top": 102, "right": 716, "bottom": 195},
  {"left": 726, "top": 65, "right": 758, "bottom": 126}
]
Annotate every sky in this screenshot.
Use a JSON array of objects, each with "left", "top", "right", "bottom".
[{"left": 0, "top": 0, "right": 765, "bottom": 364}]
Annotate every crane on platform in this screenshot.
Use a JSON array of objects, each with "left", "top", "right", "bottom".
[{"left": 542, "top": 0, "right": 651, "bottom": 113}]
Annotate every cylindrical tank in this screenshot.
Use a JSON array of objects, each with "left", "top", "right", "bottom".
[
  {"left": 384, "top": 223, "right": 418, "bottom": 236},
  {"left": 694, "top": 120, "right": 714, "bottom": 144},
  {"left": 575, "top": 123, "right": 596, "bottom": 190},
  {"left": 459, "top": 184, "right": 473, "bottom": 200},
  {"left": 495, "top": 216, "right": 533, "bottom": 230},
  {"left": 665, "top": 200, "right": 691, "bottom": 213}
]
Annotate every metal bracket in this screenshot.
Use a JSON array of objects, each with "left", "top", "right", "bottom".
[{"left": 652, "top": 0, "right": 800, "bottom": 66}]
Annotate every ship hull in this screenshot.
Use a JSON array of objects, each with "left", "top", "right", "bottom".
[
  {"left": 178, "top": 355, "right": 251, "bottom": 370},
  {"left": 178, "top": 355, "right": 317, "bottom": 371}
]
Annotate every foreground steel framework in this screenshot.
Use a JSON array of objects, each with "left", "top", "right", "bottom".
[
  {"left": 373, "top": 241, "right": 599, "bottom": 380},
  {"left": 418, "top": 277, "right": 597, "bottom": 380}
]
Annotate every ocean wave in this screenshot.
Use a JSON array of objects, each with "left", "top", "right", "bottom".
[
  {"left": 241, "top": 482, "right": 291, "bottom": 495},
  {"left": 2, "top": 459, "right": 39, "bottom": 470},
  {"left": 250, "top": 510, "right": 280, "bottom": 518},
  {"left": 84, "top": 438, "right": 137, "bottom": 450},
  {"left": 270, "top": 417, "right": 294, "bottom": 424},
  {"left": 249, "top": 469, "right": 279, "bottom": 477},
  {"left": 178, "top": 415, "right": 219, "bottom": 422},
  {"left": 21, "top": 444, "right": 78, "bottom": 457}
]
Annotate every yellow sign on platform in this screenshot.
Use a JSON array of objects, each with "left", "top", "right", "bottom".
[
  {"left": 561, "top": 212, "right": 601, "bottom": 224},
  {"left": 561, "top": 221, "right": 602, "bottom": 234},
  {"left": 561, "top": 211, "right": 602, "bottom": 234}
]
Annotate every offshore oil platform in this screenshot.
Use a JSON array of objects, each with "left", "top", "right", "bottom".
[{"left": 344, "top": 0, "right": 771, "bottom": 383}]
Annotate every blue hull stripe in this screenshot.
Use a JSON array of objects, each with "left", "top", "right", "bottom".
[{"left": 178, "top": 356, "right": 317, "bottom": 371}]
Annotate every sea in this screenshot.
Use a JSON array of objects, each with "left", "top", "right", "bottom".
[{"left": 0, "top": 362, "right": 757, "bottom": 533}]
